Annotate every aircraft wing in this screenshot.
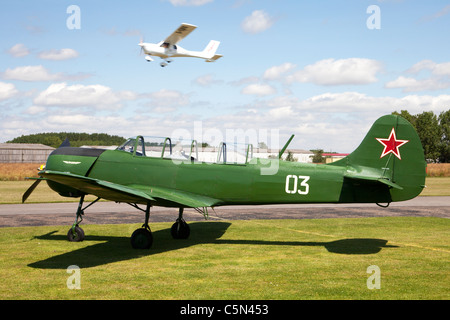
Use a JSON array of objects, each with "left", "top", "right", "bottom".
[
  {"left": 163, "top": 23, "right": 197, "bottom": 46},
  {"left": 40, "top": 170, "right": 222, "bottom": 208},
  {"left": 40, "top": 170, "right": 155, "bottom": 203},
  {"left": 143, "top": 185, "right": 222, "bottom": 208}
]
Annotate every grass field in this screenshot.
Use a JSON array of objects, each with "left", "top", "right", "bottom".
[{"left": 0, "top": 217, "right": 448, "bottom": 300}]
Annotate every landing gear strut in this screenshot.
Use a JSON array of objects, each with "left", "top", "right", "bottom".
[{"left": 130, "top": 203, "right": 153, "bottom": 249}]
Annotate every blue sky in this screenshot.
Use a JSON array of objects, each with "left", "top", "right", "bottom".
[{"left": 1, "top": 0, "right": 449, "bottom": 152}]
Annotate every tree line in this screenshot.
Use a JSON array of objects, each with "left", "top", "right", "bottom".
[
  {"left": 392, "top": 110, "right": 449, "bottom": 163},
  {"left": 7, "top": 132, "right": 126, "bottom": 148}
]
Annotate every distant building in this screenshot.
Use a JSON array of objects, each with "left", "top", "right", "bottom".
[
  {"left": 322, "top": 153, "right": 349, "bottom": 164},
  {"left": 0, "top": 143, "right": 55, "bottom": 163}
]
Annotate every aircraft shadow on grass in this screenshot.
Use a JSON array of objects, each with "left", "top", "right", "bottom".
[{"left": 28, "top": 222, "right": 398, "bottom": 269}]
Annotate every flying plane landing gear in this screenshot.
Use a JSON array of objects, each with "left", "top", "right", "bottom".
[
  {"left": 171, "top": 208, "right": 190, "bottom": 239},
  {"left": 130, "top": 203, "right": 153, "bottom": 249}
]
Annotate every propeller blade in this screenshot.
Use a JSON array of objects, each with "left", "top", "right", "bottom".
[
  {"left": 138, "top": 36, "right": 146, "bottom": 56},
  {"left": 22, "top": 179, "right": 42, "bottom": 203}
]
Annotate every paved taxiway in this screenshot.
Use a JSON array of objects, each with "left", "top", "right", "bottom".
[{"left": 0, "top": 197, "right": 448, "bottom": 227}]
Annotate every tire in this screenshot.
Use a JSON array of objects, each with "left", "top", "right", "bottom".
[
  {"left": 67, "top": 226, "right": 85, "bottom": 242},
  {"left": 131, "top": 228, "right": 153, "bottom": 249},
  {"left": 171, "top": 219, "right": 190, "bottom": 239}
]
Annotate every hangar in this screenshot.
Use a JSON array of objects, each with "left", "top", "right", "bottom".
[{"left": 0, "top": 143, "right": 55, "bottom": 163}]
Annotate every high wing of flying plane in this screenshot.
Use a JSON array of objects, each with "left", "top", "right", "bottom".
[
  {"left": 138, "top": 23, "right": 223, "bottom": 67},
  {"left": 23, "top": 115, "right": 426, "bottom": 249}
]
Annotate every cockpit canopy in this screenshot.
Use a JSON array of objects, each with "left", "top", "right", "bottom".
[{"left": 116, "top": 136, "right": 255, "bottom": 164}]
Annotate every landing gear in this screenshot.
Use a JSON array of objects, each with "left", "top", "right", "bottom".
[
  {"left": 160, "top": 59, "right": 172, "bottom": 67},
  {"left": 67, "top": 195, "right": 100, "bottom": 242},
  {"left": 67, "top": 226, "right": 85, "bottom": 242},
  {"left": 65, "top": 197, "right": 191, "bottom": 249},
  {"left": 171, "top": 208, "right": 190, "bottom": 239},
  {"left": 130, "top": 203, "right": 153, "bottom": 249},
  {"left": 67, "top": 194, "right": 85, "bottom": 242}
]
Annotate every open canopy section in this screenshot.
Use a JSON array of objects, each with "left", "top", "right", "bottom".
[{"left": 116, "top": 136, "right": 256, "bottom": 164}]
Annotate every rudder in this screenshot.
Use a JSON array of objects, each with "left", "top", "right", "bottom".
[{"left": 331, "top": 115, "right": 426, "bottom": 202}]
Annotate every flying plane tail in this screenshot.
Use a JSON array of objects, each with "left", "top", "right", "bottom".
[
  {"left": 202, "top": 40, "right": 220, "bottom": 59},
  {"left": 330, "top": 115, "right": 426, "bottom": 203}
]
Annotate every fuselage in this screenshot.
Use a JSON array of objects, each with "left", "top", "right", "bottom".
[
  {"left": 141, "top": 42, "right": 205, "bottom": 59},
  {"left": 43, "top": 147, "right": 393, "bottom": 207}
]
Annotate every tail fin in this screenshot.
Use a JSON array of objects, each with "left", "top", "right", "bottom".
[
  {"left": 330, "top": 115, "right": 426, "bottom": 203},
  {"left": 202, "top": 40, "right": 220, "bottom": 59}
]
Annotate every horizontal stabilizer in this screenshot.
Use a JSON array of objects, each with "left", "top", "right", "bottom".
[
  {"left": 344, "top": 172, "right": 403, "bottom": 190},
  {"left": 206, "top": 54, "right": 223, "bottom": 62}
]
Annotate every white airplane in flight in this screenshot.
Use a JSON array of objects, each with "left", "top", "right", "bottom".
[{"left": 139, "top": 23, "right": 223, "bottom": 67}]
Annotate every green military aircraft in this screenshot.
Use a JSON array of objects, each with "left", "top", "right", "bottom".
[{"left": 23, "top": 114, "right": 426, "bottom": 249}]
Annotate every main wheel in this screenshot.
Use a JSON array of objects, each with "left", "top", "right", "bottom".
[
  {"left": 67, "top": 226, "right": 85, "bottom": 242},
  {"left": 131, "top": 228, "right": 153, "bottom": 249},
  {"left": 171, "top": 219, "right": 190, "bottom": 239}
]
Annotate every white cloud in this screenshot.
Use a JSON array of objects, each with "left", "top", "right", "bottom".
[
  {"left": 286, "top": 58, "right": 382, "bottom": 85},
  {"left": 386, "top": 60, "right": 450, "bottom": 92},
  {"left": 241, "top": 83, "right": 276, "bottom": 96},
  {"left": 25, "top": 106, "right": 47, "bottom": 115},
  {"left": 1, "top": 65, "right": 90, "bottom": 82},
  {"left": 2, "top": 90, "right": 450, "bottom": 150},
  {"left": 167, "top": 0, "right": 213, "bottom": 6},
  {"left": 33, "top": 82, "right": 136, "bottom": 109},
  {"left": 268, "top": 106, "right": 294, "bottom": 119},
  {"left": 300, "top": 92, "right": 450, "bottom": 115},
  {"left": 7, "top": 44, "right": 30, "bottom": 57},
  {"left": 407, "top": 59, "right": 450, "bottom": 76},
  {"left": 193, "top": 74, "right": 223, "bottom": 87},
  {"left": 263, "top": 63, "right": 296, "bottom": 80},
  {"left": 38, "top": 48, "right": 79, "bottom": 60},
  {"left": 145, "top": 89, "right": 191, "bottom": 108},
  {"left": 419, "top": 4, "right": 450, "bottom": 23},
  {"left": 0, "top": 82, "right": 18, "bottom": 101},
  {"left": 385, "top": 76, "right": 450, "bottom": 92},
  {"left": 2, "top": 65, "right": 60, "bottom": 82},
  {"left": 241, "top": 10, "right": 275, "bottom": 34}
]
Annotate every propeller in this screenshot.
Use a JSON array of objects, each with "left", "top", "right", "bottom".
[
  {"left": 139, "top": 37, "right": 145, "bottom": 55},
  {"left": 22, "top": 178, "right": 42, "bottom": 203},
  {"left": 22, "top": 138, "right": 70, "bottom": 203}
]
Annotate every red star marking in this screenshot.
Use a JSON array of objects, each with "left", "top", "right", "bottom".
[{"left": 375, "top": 128, "right": 409, "bottom": 160}]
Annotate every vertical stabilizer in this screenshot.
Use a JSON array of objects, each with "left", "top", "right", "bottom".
[
  {"left": 331, "top": 115, "right": 426, "bottom": 202},
  {"left": 202, "top": 40, "right": 220, "bottom": 58}
]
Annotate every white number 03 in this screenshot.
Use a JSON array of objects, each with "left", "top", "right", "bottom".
[{"left": 285, "top": 175, "right": 310, "bottom": 195}]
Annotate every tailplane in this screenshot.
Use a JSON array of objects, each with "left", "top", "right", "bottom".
[{"left": 330, "top": 115, "right": 426, "bottom": 203}]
